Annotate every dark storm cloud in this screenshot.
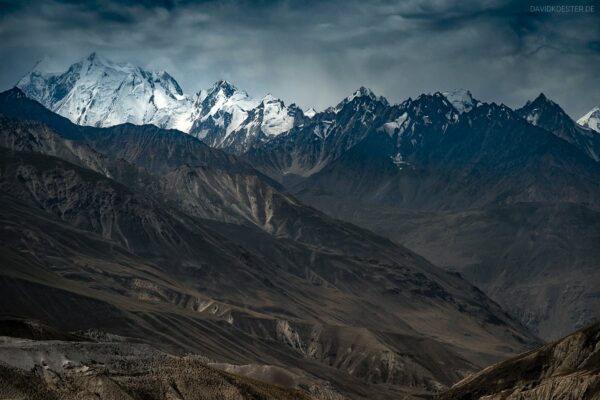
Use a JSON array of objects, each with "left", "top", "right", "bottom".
[{"left": 0, "top": 0, "right": 598, "bottom": 117}]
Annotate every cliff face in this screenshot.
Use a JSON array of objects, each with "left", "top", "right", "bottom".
[{"left": 437, "top": 322, "right": 600, "bottom": 400}]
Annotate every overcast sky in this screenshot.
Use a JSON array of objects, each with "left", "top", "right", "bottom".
[{"left": 0, "top": 0, "right": 598, "bottom": 117}]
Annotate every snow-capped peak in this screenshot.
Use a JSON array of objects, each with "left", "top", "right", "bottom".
[
  {"left": 260, "top": 95, "right": 295, "bottom": 136},
  {"left": 17, "top": 54, "right": 375, "bottom": 154},
  {"left": 577, "top": 106, "right": 600, "bottom": 133},
  {"left": 442, "top": 89, "right": 479, "bottom": 113},
  {"left": 345, "top": 86, "right": 388, "bottom": 104},
  {"left": 305, "top": 108, "right": 317, "bottom": 118},
  {"left": 347, "top": 86, "right": 376, "bottom": 101},
  {"left": 17, "top": 52, "right": 195, "bottom": 131},
  {"left": 187, "top": 82, "right": 300, "bottom": 150},
  {"left": 18, "top": 52, "right": 303, "bottom": 152},
  {"left": 330, "top": 86, "right": 389, "bottom": 113},
  {"left": 262, "top": 93, "right": 279, "bottom": 103}
]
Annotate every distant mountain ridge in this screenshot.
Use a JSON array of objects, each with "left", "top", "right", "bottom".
[
  {"left": 245, "top": 87, "right": 600, "bottom": 340},
  {"left": 17, "top": 53, "right": 305, "bottom": 154},
  {"left": 13, "top": 54, "right": 600, "bottom": 342},
  {"left": 20, "top": 53, "right": 599, "bottom": 159},
  {"left": 0, "top": 87, "right": 543, "bottom": 399}
]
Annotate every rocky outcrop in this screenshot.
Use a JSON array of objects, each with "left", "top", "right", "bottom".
[
  {"left": 437, "top": 322, "right": 600, "bottom": 400},
  {"left": 0, "top": 334, "right": 311, "bottom": 400}
]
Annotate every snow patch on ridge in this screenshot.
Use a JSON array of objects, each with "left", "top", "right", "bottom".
[
  {"left": 382, "top": 112, "right": 409, "bottom": 136},
  {"left": 578, "top": 106, "right": 600, "bottom": 133},
  {"left": 442, "top": 89, "right": 478, "bottom": 114}
]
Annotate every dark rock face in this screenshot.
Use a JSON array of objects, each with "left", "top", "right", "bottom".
[
  {"left": 246, "top": 88, "right": 393, "bottom": 184},
  {"left": 516, "top": 93, "right": 600, "bottom": 162}
]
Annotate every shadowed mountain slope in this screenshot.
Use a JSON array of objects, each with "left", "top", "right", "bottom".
[
  {"left": 437, "top": 321, "right": 600, "bottom": 400},
  {"left": 242, "top": 90, "right": 600, "bottom": 340},
  {"left": 0, "top": 89, "right": 539, "bottom": 398}
]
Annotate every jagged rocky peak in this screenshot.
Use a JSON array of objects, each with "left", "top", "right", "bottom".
[
  {"left": 578, "top": 106, "right": 600, "bottom": 133},
  {"left": 212, "top": 79, "right": 238, "bottom": 96},
  {"left": 328, "top": 86, "right": 389, "bottom": 114},
  {"left": 188, "top": 82, "right": 301, "bottom": 152},
  {"left": 349, "top": 86, "right": 375, "bottom": 100},
  {"left": 346, "top": 86, "right": 389, "bottom": 105},
  {"left": 16, "top": 53, "right": 304, "bottom": 153},
  {"left": 517, "top": 94, "right": 600, "bottom": 162},
  {"left": 442, "top": 88, "right": 480, "bottom": 113},
  {"left": 380, "top": 91, "right": 460, "bottom": 140},
  {"left": 194, "top": 79, "right": 257, "bottom": 112},
  {"left": 468, "top": 101, "right": 516, "bottom": 122},
  {"left": 404, "top": 91, "right": 460, "bottom": 119},
  {"left": 518, "top": 92, "right": 567, "bottom": 126},
  {"left": 529, "top": 92, "right": 556, "bottom": 107}
]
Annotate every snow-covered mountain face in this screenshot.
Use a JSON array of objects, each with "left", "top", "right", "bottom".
[
  {"left": 188, "top": 81, "right": 304, "bottom": 154},
  {"left": 578, "top": 106, "right": 600, "bottom": 133},
  {"left": 17, "top": 53, "right": 194, "bottom": 131},
  {"left": 17, "top": 53, "right": 302, "bottom": 154},
  {"left": 18, "top": 53, "right": 599, "bottom": 163},
  {"left": 442, "top": 89, "right": 480, "bottom": 114}
]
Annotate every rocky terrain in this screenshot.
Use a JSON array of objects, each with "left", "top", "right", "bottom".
[
  {"left": 0, "top": 88, "right": 540, "bottom": 399},
  {"left": 437, "top": 321, "right": 600, "bottom": 400},
  {"left": 0, "top": 318, "right": 313, "bottom": 400},
  {"left": 15, "top": 54, "right": 600, "bottom": 341},
  {"left": 245, "top": 90, "right": 600, "bottom": 340},
  {"left": 7, "top": 52, "right": 600, "bottom": 397}
]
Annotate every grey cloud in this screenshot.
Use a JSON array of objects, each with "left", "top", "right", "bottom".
[{"left": 0, "top": 0, "right": 598, "bottom": 117}]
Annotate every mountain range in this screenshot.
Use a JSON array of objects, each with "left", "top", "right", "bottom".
[
  {"left": 244, "top": 87, "right": 600, "bottom": 341},
  {"left": 3, "top": 52, "right": 600, "bottom": 398},
  {"left": 17, "top": 53, "right": 306, "bottom": 154},
  {"left": 0, "top": 87, "right": 542, "bottom": 399}
]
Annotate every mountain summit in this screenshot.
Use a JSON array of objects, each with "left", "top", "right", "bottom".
[
  {"left": 517, "top": 93, "right": 600, "bottom": 161},
  {"left": 17, "top": 53, "right": 303, "bottom": 153},
  {"left": 17, "top": 52, "right": 193, "bottom": 131},
  {"left": 442, "top": 89, "right": 480, "bottom": 113}
]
